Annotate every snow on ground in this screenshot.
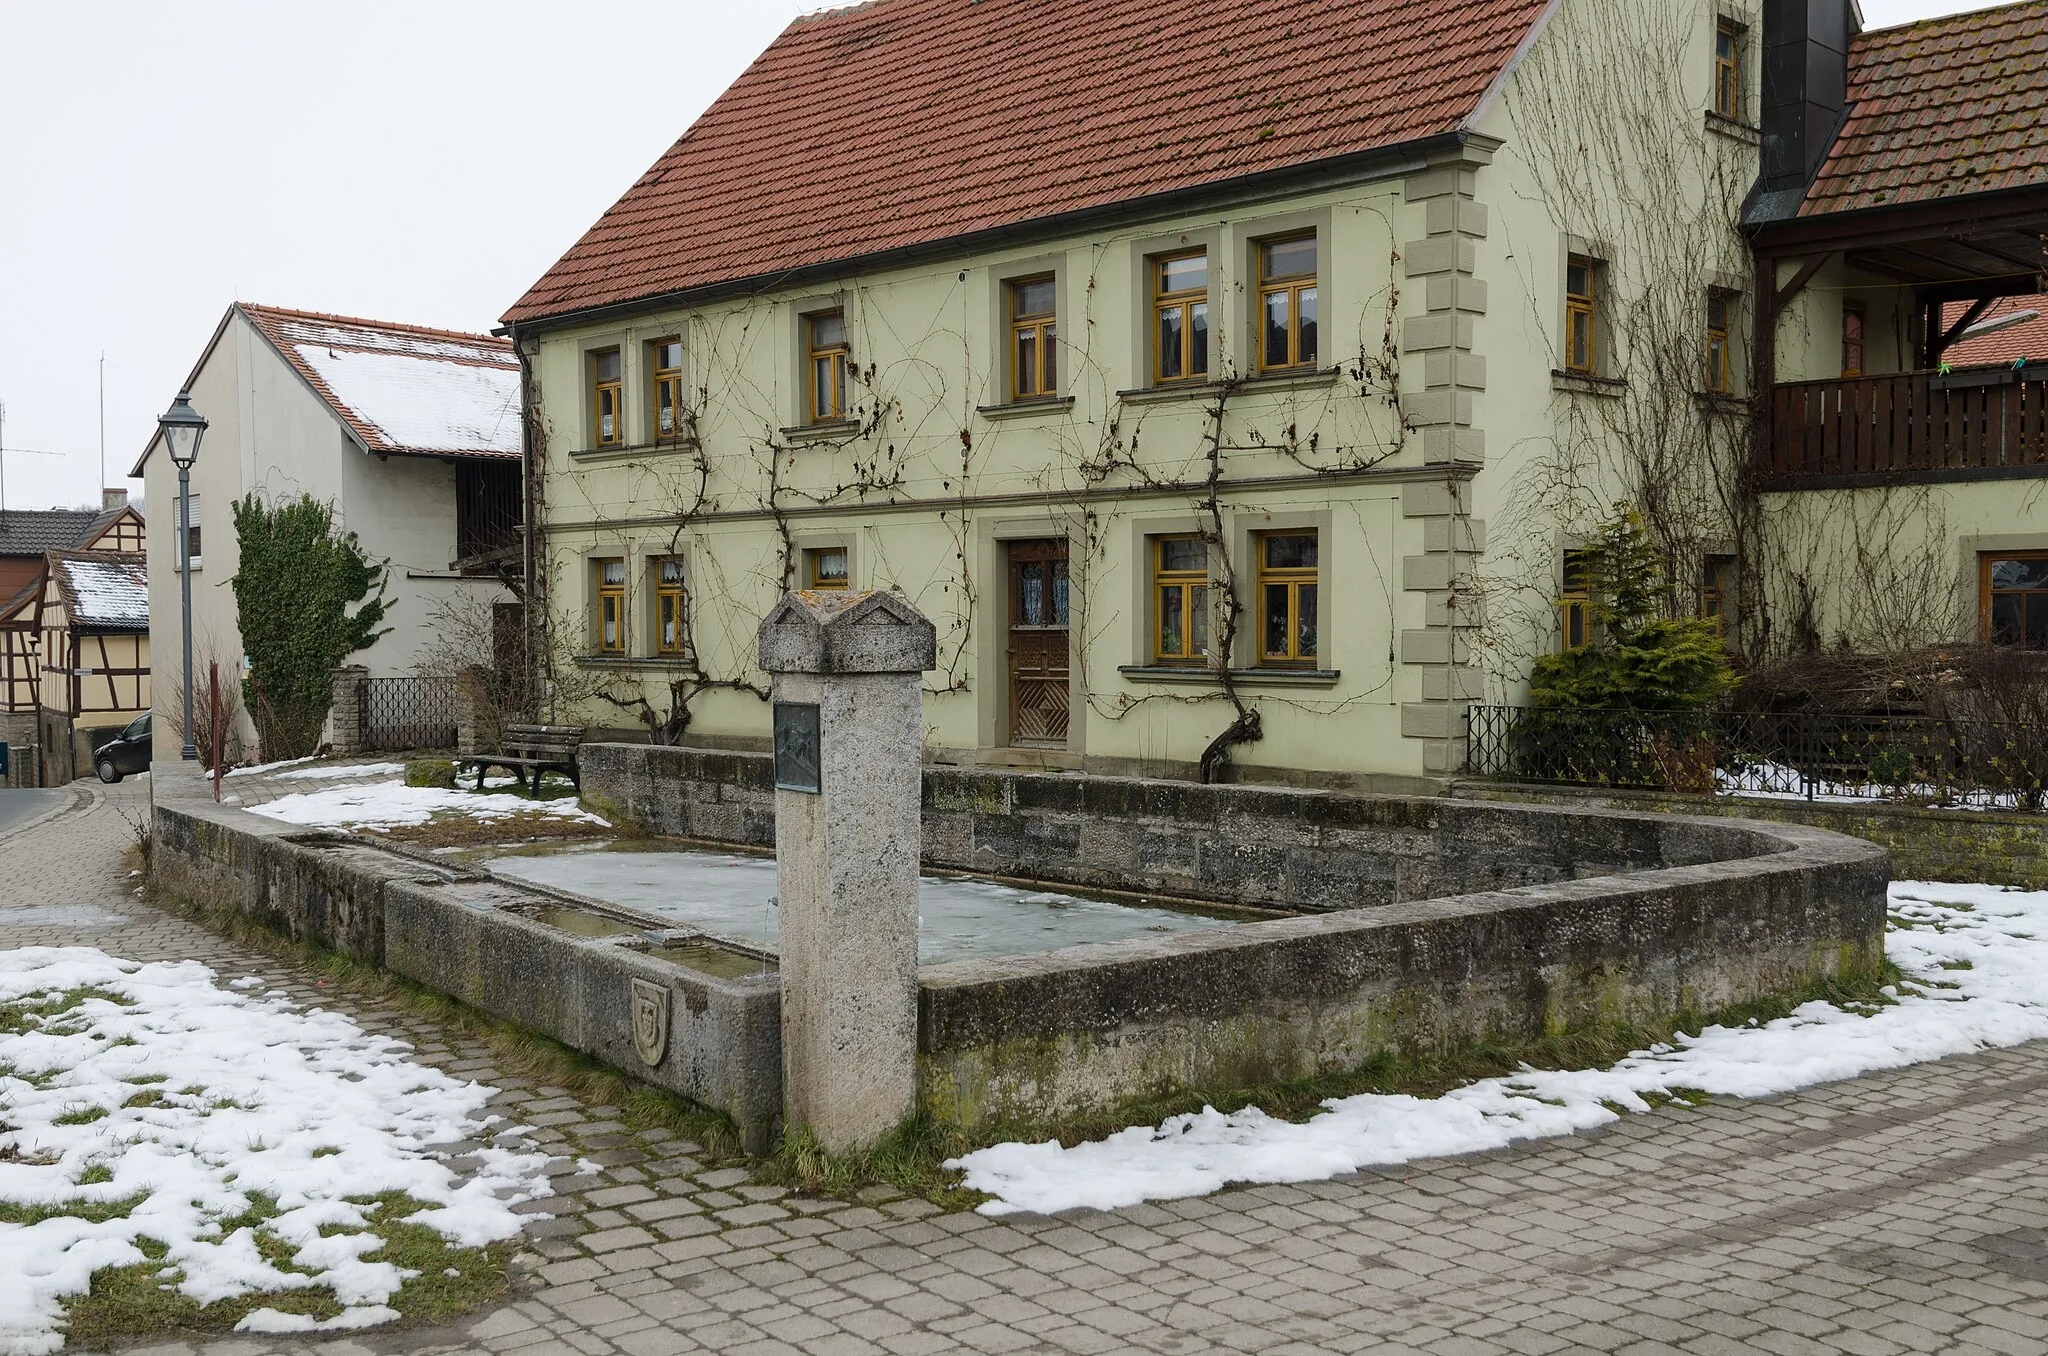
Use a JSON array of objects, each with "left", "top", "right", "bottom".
[
  {"left": 247, "top": 780, "right": 608, "bottom": 833},
  {"left": 271, "top": 762, "right": 406, "bottom": 782},
  {"left": 0, "top": 949, "right": 554, "bottom": 1354},
  {"left": 950, "top": 880, "right": 2048, "bottom": 1216},
  {"left": 224, "top": 757, "right": 318, "bottom": 779}
]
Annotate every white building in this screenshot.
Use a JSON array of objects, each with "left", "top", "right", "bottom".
[{"left": 132, "top": 304, "right": 524, "bottom": 762}]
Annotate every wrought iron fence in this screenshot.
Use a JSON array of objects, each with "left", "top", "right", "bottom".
[
  {"left": 1464, "top": 704, "right": 2048, "bottom": 811},
  {"left": 360, "top": 676, "right": 458, "bottom": 752}
]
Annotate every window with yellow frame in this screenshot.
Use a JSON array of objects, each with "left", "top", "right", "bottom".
[
  {"left": 1257, "top": 235, "right": 1318, "bottom": 372},
  {"left": 1705, "top": 292, "right": 1734, "bottom": 393},
  {"left": 1255, "top": 531, "right": 1318, "bottom": 667},
  {"left": 654, "top": 556, "right": 687, "bottom": 655},
  {"left": 1153, "top": 251, "right": 1209, "bottom": 384},
  {"left": 650, "top": 338, "right": 685, "bottom": 441},
  {"left": 1564, "top": 258, "right": 1598, "bottom": 375},
  {"left": 1152, "top": 536, "right": 1209, "bottom": 664},
  {"left": 1009, "top": 276, "right": 1058, "bottom": 401},
  {"left": 805, "top": 546, "right": 848, "bottom": 591},
  {"left": 1561, "top": 549, "right": 1592, "bottom": 651},
  {"left": 1700, "top": 554, "right": 1736, "bottom": 639},
  {"left": 595, "top": 558, "right": 626, "bottom": 654},
  {"left": 806, "top": 312, "right": 849, "bottom": 424},
  {"left": 1713, "top": 20, "right": 1742, "bottom": 119},
  {"left": 592, "top": 349, "right": 623, "bottom": 447}
]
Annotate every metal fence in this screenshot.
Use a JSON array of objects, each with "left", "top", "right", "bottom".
[
  {"left": 1464, "top": 704, "right": 2048, "bottom": 811},
  {"left": 360, "top": 676, "right": 459, "bottom": 753}
]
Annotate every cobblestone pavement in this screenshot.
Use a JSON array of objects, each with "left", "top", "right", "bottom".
[{"left": 5, "top": 781, "right": 2048, "bottom": 1356}]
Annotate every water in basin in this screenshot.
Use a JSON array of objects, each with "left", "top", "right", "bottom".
[{"left": 484, "top": 844, "right": 1250, "bottom": 964}]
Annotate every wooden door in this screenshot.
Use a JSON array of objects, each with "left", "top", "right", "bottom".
[{"left": 1006, "top": 539, "right": 1070, "bottom": 747}]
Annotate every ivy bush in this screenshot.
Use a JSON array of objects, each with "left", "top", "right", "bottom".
[{"left": 231, "top": 494, "right": 390, "bottom": 760}]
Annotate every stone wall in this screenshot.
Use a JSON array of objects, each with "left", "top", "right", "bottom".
[
  {"left": 1455, "top": 783, "right": 2048, "bottom": 891},
  {"left": 0, "top": 711, "right": 36, "bottom": 787},
  {"left": 149, "top": 783, "right": 783, "bottom": 1149}
]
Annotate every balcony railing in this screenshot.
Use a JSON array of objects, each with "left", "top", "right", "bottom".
[{"left": 1766, "top": 366, "right": 2048, "bottom": 483}]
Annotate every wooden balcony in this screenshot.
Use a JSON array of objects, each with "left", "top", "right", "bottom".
[{"left": 1766, "top": 366, "right": 2048, "bottom": 486}]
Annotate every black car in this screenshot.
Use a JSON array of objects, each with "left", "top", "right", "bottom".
[{"left": 94, "top": 712, "right": 152, "bottom": 783}]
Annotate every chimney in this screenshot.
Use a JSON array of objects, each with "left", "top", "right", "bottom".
[
  {"left": 102, "top": 488, "right": 128, "bottom": 511},
  {"left": 1759, "top": 0, "right": 1856, "bottom": 200}
]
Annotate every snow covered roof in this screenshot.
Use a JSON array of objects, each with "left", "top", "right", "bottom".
[
  {"left": 241, "top": 305, "right": 522, "bottom": 461},
  {"left": 49, "top": 551, "right": 148, "bottom": 631}
]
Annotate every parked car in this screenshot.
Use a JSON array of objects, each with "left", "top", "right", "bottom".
[{"left": 94, "top": 712, "right": 152, "bottom": 783}]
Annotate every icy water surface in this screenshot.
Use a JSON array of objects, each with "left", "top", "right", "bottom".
[{"left": 484, "top": 844, "right": 1251, "bottom": 965}]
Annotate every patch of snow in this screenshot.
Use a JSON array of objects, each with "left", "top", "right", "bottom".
[
  {"left": 0, "top": 948, "right": 551, "bottom": 1354},
  {"left": 225, "top": 757, "right": 318, "bottom": 779},
  {"left": 295, "top": 345, "right": 520, "bottom": 457},
  {"left": 235, "top": 1304, "right": 401, "bottom": 1334},
  {"left": 271, "top": 762, "right": 406, "bottom": 782},
  {"left": 949, "top": 881, "right": 2048, "bottom": 1216},
  {"left": 246, "top": 781, "right": 608, "bottom": 833}
]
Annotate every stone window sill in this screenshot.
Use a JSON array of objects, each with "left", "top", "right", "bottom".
[
  {"left": 1115, "top": 367, "right": 1341, "bottom": 406},
  {"left": 1118, "top": 664, "right": 1341, "bottom": 688},
  {"left": 574, "top": 655, "right": 699, "bottom": 670},
  {"left": 1703, "top": 111, "right": 1760, "bottom": 145},
  {"left": 976, "top": 396, "right": 1076, "bottom": 420},
  {"left": 779, "top": 419, "right": 860, "bottom": 443},
  {"left": 570, "top": 437, "right": 697, "bottom": 464},
  {"left": 1552, "top": 370, "right": 1627, "bottom": 398}
]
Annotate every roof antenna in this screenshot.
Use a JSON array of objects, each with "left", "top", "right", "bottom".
[
  {"left": 0, "top": 397, "right": 8, "bottom": 516},
  {"left": 99, "top": 353, "right": 107, "bottom": 499}
]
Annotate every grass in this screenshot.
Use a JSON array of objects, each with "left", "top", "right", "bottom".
[
  {"left": 57, "top": 1192, "right": 513, "bottom": 1351},
  {"left": 0, "top": 986, "right": 133, "bottom": 1036}
]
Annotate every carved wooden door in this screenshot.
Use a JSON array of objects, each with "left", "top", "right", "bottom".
[{"left": 1006, "top": 540, "right": 1070, "bottom": 747}]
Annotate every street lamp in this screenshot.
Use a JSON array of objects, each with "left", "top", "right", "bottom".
[{"left": 158, "top": 390, "right": 207, "bottom": 762}]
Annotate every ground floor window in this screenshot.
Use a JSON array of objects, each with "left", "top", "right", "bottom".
[
  {"left": 1256, "top": 530, "right": 1318, "bottom": 666},
  {"left": 805, "top": 547, "right": 848, "bottom": 590},
  {"left": 1152, "top": 535, "right": 1209, "bottom": 664},
  {"left": 654, "top": 556, "right": 687, "bottom": 655},
  {"left": 595, "top": 558, "right": 625, "bottom": 654},
  {"left": 1561, "top": 549, "right": 1592, "bottom": 650},
  {"left": 1984, "top": 552, "right": 2048, "bottom": 648},
  {"left": 1700, "top": 554, "right": 1736, "bottom": 639}
]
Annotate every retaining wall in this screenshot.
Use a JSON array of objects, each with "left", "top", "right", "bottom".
[{"left": 1454, "top": 781, "right": 2048, "bottom": 891}]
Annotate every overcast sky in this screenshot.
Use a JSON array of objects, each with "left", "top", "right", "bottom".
[{"left": 0, "top": 0, "right": 1999, "bottom": 514}]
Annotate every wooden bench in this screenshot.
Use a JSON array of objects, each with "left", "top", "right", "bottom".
[{"left": 456, "top": 724, "right": 586, "bottom": 795}]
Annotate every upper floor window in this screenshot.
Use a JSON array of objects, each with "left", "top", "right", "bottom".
[
  {"left": 805, "top": 546, "right": 849, "bottom": 591},
  {"left": 651, "top": 339, "right": 685, "bottom": 441},
  {"left": 1562, "top": 549, "right": 1593, "bottom": 650},
  {"left": 180, "top": 494, "right": 203, "bottom": 566},
  {"left": 1152, "top": 535, "right": 1210, "bottom": 665},
  {"left": 1256, "top": 531, "right": 1318, "bottom": 667},
  {"left": 1984, "top": 553, "right": 2048, "bottom": 648},
  {"left": 1154, "top": 251, "right": 1209, "bottom": 384},
  {"left": 654, "top": 556, "right": 687, "bottom": 656},
  {"left": 807, "top": 311, "right": 849, "bottom": 424},
  {"left": 1841, "top": 302, "right": 1866, "bottom": 378},
  {"left": 1713, "top": 20, "right": 1742, "bottom": 119},
  {"left": 595, "top": 558, "right": 626, "bottom": 654},
  {"left": 592, "top": 349, "right": 623, "bottom": 447},
  {"left": 1010, "top": 276, "right": 1058, "bottom": 401},
  {"left": 1565, "top": 258, "right": 1598, "bottom": 375},
  {"left": 1706, "top": 292, "right": 1734, "bottom": 393},
  {"left": 1701, "top": 554, "right": 1736, "bottom": 639},
  {"left": 1258, "top": 235, "right": 1319, "bottom": 372}
]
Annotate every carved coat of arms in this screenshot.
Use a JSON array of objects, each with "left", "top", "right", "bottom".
[{"left": 630, "top": 978, "right": 670, "bottom": 1067}]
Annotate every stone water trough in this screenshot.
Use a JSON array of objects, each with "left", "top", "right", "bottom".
[{"left": 150, "top": 747, "right": 1888, "bottom": 1152}]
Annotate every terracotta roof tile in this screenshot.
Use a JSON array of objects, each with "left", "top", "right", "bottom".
[
  {"left": 504, "top": 0, "right": 1551, "bottom": 326},
  {"left": 239, "top": 305, "right": 522, "bottom": 460},
  {"left": 1801, "top": 0, "right": 2048, "bottom": 217},
  {"left": 1944, "top": 294, "right": 2048, "bottom": 366}
]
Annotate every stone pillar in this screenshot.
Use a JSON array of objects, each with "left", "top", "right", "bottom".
[
  {"left": 329, "top": 666, "right": 368, "bottom": 757},
  {"left": 1398, "top": 149, "right": 1493, "bottom": 775},
  {"left": 757, "top": 589, "right": 937, "bottom": 1154}
]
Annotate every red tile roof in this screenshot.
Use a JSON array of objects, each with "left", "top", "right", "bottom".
[
  {"left": 239, "top": 305, "right": 523, "bottom": 460},
  {"left": 1944, "top": 294, "right": 2048, "bottom": 366},
  {"left": 503, "top": 0, "right": 1552, "bottom": 326},
  {"left": 1800, "top": 0, "right": 2048, "bottom": 217}
]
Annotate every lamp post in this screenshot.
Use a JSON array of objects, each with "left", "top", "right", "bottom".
[{"left": 157, "top": 391, "right": 207, "bottom": 762}]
